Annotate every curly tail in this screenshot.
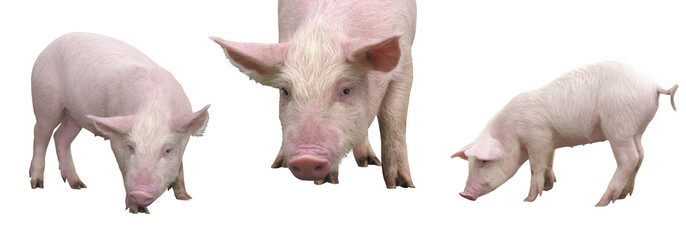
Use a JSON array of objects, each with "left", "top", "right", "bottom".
[{"left": 657, "top": 84, "right": 678, "bottom": 111}]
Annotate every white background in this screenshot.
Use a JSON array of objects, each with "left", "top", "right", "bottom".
[{"left": 1, "top": 0, "right": 684, "bottom": 239}]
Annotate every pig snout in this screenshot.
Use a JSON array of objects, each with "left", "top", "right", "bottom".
[
  {"left": 460, "top": 186, "right": 482, "bottom": 201},
  {"left": 288, "top": 155, "right": 331, "bottom": 180},
  {"left": 129, "top": 190, "right": 155, "bottom": 206}
]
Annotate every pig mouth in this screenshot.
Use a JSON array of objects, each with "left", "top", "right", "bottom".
[
  {"left": 459, "top": 186, "right": 482, "bottom": 201},
  {"left": 287, "top": 145, "right": 332, "bottom": 181}
]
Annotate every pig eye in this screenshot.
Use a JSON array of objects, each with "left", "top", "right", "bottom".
[
  {"left": 479, "top": 160, "right": 490, "bottom": 167},
  {"left": 165, "top": 148, "right": 173, "bottom": 154},
  {"left": 127, "top": 145, "right": 135, "bottom": 153},
  {"left": 280, "top": 88, "right": 289, "bottom": 96},
  {"left": 342, "top": 87, "right": 351, "bottom": 95}
]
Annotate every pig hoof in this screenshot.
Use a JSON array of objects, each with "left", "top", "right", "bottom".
[
  {"left": 129, "top": 206, "right": 150, "bottom": 214},
  {"left": 524, "top": 189, "right": 543, "bottom": 202},
  {"left": 175, "top": 191, "right": 192, "bottom": 200},
  {"left": 543, "top": 180, "right": 554, "bottom": 191},
  {"left": 271, "top": 157, "right": 287, "bottom": 168},
  {"left": 618, "top": 184, "right": 634, "bottom": 199},
  {"left": 70, "top": 181, "right": 87, "bottom": 189},
  {"left": 385, "top": 170, "right": 415, "bottom": 189},
  {"left": 595, "top": 200, "right": 610, "bottom": 207},
  {"left": 356, "top": 156, "right": 381, "bottom": 167},
  {"left": 127, "top": 204, "right": 150, "bottom": 214},
  {"left": 314, "top": 171, "right": 339, "bottom": 185},
  {"left": 30, "top": 179, "right": 44, "bottom": 189}
]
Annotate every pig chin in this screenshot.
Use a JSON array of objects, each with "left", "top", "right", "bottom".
[{"left": 287, "top": 145, "right": 333, "bottom": 181}]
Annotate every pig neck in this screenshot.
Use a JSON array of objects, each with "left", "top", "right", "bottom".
[
  {"left": 131, "top": 68, "right": 192, "bottom": 118},
  {"left": 486, "top": 91, "right": 547, "bottom": 165}
]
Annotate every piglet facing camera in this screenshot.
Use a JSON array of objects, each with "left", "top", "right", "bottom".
[
  {"left": 29, "top": 32, "right": 210, "bottom": 214},
  {"left": 452, "top": 61, "right": 677, "bottom": 206}
]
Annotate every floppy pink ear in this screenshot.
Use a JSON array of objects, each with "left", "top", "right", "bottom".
[
  {"left": 464, "top": 138, "right": 504, "bottom": 161},
  {"left": 210, "top": 36, "right": 290, "bottom": 86},
  {"left": 87, "top": 115, "right": 137, "bottom": 137},
  {"left": 451, "top": 143, "right": 473, "bottom": 160},
  {"left": 172, "top": 105, "right": 210, "bottom": 136},
  {"left": 346, "top": 34, "right": 402, "bottom": 73}
]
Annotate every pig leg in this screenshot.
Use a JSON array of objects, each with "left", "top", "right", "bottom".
[
  {"left": 29, "top": 104, "right": 63, "bottom": 189},
  {"left": 524, "top": 143, "right": 554, "bottom": 202},
  {"left": 352, "top": 136, "right": 381, "bottom": 167},
  {"left": 543, "top": 156, "right": 556, "bottom": 191},
  {"left": 314, "top": 164, "right": 339, "bottom": 185},
  {"left": 596, "top": 138, "right": 639, "bottom": 206},
  {"left": 271, "top": 144, "right": 287, "bottom": 168},
  {"left": 314, "top": 136, "right": 377, "bottom": 185},
  {"left": 54, "top": 114, "right": 87, "bottom": 189},
  {"left": 619, "top": 133, "right": 644, "bottom": 199},
  {"left": 170, "top": 162, "right": 192, "bottom": 200},
  {"left": 378, "top": 61, "right": 414, "bottom": 189},
  {"left": 126, "top": 195, "right": 150, "bottom": 214}
]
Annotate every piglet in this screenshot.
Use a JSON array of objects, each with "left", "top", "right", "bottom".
[
  {"left": 211, "top": 0, "right": 416, "bottom": 188},
  {"left": 452, "top": 61, "right": 677, "bottom": 206},
  {"left": 29, "top": 32, "right": 210, "bottom": 213}
]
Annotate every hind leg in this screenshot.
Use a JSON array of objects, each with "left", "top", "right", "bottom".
[
  {"left": 596, "top": 138, "right": 639, "bottom": 206},
  {"left": 619, "top": 133, "right": 644, "bottom": 199},
  {"left": 29, "top": 105, "right": 63, "bottom": 188},
  {"left": 54, "top": 114, "right": 87, "bottom": 189}
]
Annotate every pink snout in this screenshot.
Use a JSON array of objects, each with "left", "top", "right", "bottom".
[
  {"left": 288, "top": 155, "right": 331, "bottom": 180},
  {"left": 129, "top": 190, "right": 155, "bottom": 206},
  {"left": 460, "top": 186, "right": 481, "bottom": 201}
]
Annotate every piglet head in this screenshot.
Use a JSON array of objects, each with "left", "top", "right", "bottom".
[
  {"left": 87, "top": 105, "right": 209, "bottom": 208},
  {"left": 212, "top": 31, "right": 402, "bottom": 181},
  {"left": 452, "top": 137, "right": 522, "bottom": 200}
]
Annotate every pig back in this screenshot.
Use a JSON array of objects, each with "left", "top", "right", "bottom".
[
  {"left": 540, "top": 61, "right": 660, "bottom": 143},
  {"left": 35, "top": 33, "right": 191, "bottom": 132},
  {"left": 277, "top": 0, "right": 416, "bottom": 44}
]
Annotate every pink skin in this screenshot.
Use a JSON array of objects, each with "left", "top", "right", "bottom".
[
  {"left": 29, "top": 32, "right": 210, "bottom": 214},
  {"left": 212, "top": 0, "right": 417, "bottom": 188},
  {"left": 452, "top": 61, "right": 677, "bottom": 205}
]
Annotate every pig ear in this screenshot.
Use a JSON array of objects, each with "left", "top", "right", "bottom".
[
  {"left": 451, "top": 143, "right": 474, "bottom": 160},
  {"left": 87, "top": 115, "right": 137, "bottom": 137},
  {"left": 464, "top": 138, "right": 504, "bottom": 161},
  {"left": 210, "top": 36, "right": 289, "bottom": 87},
  {"left": 173, "top": 105, "right": 210, "bottom": 136},
  {"left": 346, "top": 34, "right": 402, "bottom": 73}
]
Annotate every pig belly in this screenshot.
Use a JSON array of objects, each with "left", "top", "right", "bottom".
[{"left": 553, "top": 121, "right": 607, "bottom": 148}]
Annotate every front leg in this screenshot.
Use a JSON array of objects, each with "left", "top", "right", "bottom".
[
  {"left": 543, "top": 156, "right": 556, "bottom": 191},
  {"left": 353, "top": 135, "right": 381, "bottom": 167},
  {"left": 271, "top": 144, "right": 287, "bottom": 168},
  {"left": 378, "top": 62, "right": 414, "bottom": 189},
  {"left": 524, "top": 143, "right": 555, "bottom": 202},
  {"left": 169, "top": 162, "right": 191, "bottom": 200},
  {"left": 125, "top": 195, "right": 150, "bottom": 214},
  {"left": 314, "top": 165, "right": 339, "bottom": 185}
]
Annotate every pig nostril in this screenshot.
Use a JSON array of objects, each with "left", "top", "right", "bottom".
[
  {"left": 291, "top": 166, "right": 301, "bottom": 172},
  {"left": 314, "top": 166, "right": 322, "bottom": 171}
]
